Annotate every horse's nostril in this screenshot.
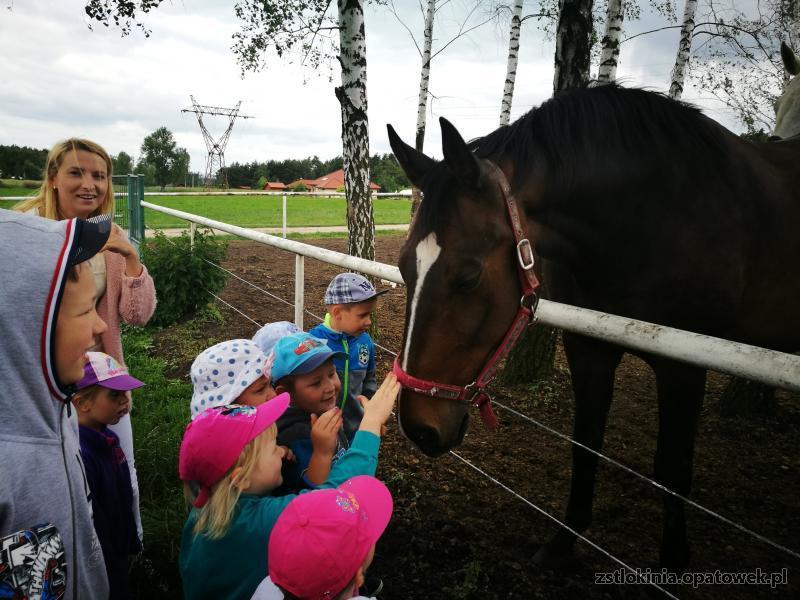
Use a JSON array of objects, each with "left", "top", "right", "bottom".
[{"left": 406, "top": 423, "right": 445, "bottom": 457}]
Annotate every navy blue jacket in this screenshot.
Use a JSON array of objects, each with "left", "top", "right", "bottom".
[{"left": 79, "top": 425, "right": 142, "bottom": 600}]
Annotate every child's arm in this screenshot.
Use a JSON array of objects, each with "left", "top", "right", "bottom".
[
  {"left": 316, "top": 374, "right": 400, "bottom": 490},
  {"left": 305, "top": 407, "right": 343, "bottom": 485}
]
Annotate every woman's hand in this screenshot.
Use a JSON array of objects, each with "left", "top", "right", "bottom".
[{"left": 103, "top": 223, "right": 143, "bottom": 277}]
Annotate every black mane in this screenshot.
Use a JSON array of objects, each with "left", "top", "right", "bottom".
[{"left": 415, "top": 84, "right": 738, "bottom": 238}]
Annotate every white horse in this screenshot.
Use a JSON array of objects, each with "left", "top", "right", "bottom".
[{"left": 773, "top": 41, "right": 800, "bottom": 139}]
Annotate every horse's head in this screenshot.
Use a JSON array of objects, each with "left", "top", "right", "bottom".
[
  {"left": 773, "top": 42, "right": 800, "bottom": 140},
  {"left": 388, "top": 117, "right": 538, "bottom": 457}
]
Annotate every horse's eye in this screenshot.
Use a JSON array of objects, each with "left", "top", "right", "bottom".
[{"left": 453, "top": 271, "right": 482, "bottom": 292}]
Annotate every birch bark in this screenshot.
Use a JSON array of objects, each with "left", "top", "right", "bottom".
[
  {"left": 335, "top": 0, "right": 374, "bottom": 261},
  {"left": 553, "top": 0, "right": 594, "bottom": 94},
  {"left": 411, "top": 0, "right": 436, "bottom": 218},
  {"left": 499, "top": 0, "right": 524, "bottom": 126},
  {"left": 597, "top": 0, "right": 624, "bottom": 83},
  {"left": 668, "top": 0, "right": 698, "bottom": 100}
]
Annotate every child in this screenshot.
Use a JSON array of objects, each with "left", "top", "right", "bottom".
[
  {"left": 73, "top": 352, "right": 145, "bottom": 600},
  {"left": 271, "top": 332, "right": 349, "bottom": 493},
  {"left": 189, "top": 339, "right": 274, "bottom": 419},
  {"left": 308, "top": 273, "right": 389, "bottom": 440},
  {"left": 178, "top": 374, "right": 400, "bottom": 600},
  {"left": 251, "top": 475, "right": 393, "bottom": 600},
  {"left": 252, "top": 320, "right": 301, "bottom": 357},
  {"left": 0, "top": 210, "right": 112, "bottom": 599}
]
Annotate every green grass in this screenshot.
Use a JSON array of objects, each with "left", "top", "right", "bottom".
[
  {"left": 0, "top": 199, "right": 21, "bottom": 210},
  {"left": 143, "top": 194, "right": 411, "bottom": 229}
]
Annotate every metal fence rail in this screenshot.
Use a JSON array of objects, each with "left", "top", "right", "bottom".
[{"left": 140, "top": 201, "right": 800, "bottom": 392}]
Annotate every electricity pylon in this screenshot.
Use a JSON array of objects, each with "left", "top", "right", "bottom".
[{"left": 182, "top": 96, "right": 253, "bottom": 189}]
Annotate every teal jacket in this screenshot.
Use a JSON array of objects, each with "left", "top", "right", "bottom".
[
  {"left": 179, "top": 430, "right": 380, "bottom": 600},
  {"left": 308, "top": 314, "right": 377, "bottom": 440}
]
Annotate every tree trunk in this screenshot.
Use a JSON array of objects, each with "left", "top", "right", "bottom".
[
  {"left": 553, "top": 0, "right": 594, "bottom": 94},
  {"left": 410, "top": 0, "right": 436, "bottom": 221},
  {"left": 669, "top": 0, "right": 698, "bottom": 100},
  {"left": 336, "top": 0, "right": 375, "bottom": 261},
  {"left": 597, "top": 0, "right": 623, "bottom": 83},
  {"left": 719, "top": 377, "right": 777, "bottom": 418},
  {"left": 499, "top": 0, "right": 524, "bottom": 126}
]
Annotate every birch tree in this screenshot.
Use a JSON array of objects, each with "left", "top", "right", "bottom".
[
  {"left": 553, "top": 0, "right": 595, "bottom": 93},
  {"left": 597, "top": 0, "right": 624, "bottom": 83},
  {"left": 335, "top": 0, "right": 374, "bottom": 260},
  {"left": 500, "top": 0, "right": 525, "bottom": 125},
  {"left": 668, "top": 0, "right": 697, "bottom": 99}
]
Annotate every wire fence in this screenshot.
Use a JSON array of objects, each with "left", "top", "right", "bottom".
[{"left": 153, "top": 230, "right": 798, "bottom": 599}]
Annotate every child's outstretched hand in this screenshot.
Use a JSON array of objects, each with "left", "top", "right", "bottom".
[
  {"left": 310, "top": 407, "right": 342, "bottom": 457},
  {"left": 358, "top": 373, "right": 400, "bottom": 437}
]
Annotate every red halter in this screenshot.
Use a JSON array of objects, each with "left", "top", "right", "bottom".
[{"left": 393, "top": 162, "right": 541, "bottom": 429}]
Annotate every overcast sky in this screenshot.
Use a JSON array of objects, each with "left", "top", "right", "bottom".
[{"left": 0, "top": 0, "right": 750, "bottom": 174}]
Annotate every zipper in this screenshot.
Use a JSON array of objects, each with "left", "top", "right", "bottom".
[
  {"left": 341, "top": 336, "right": 349, "bottom": 413},
  {"left": 60, "top": 401, "right": 79, "bottom": 598}
]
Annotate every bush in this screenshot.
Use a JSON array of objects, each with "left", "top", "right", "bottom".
[{"left": 142, "top": 228, "right": 228, "bottom": 327}]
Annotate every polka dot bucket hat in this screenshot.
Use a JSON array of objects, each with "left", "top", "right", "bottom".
[{"left": 189, "top": 339, "right": 269, "bottom": 419}]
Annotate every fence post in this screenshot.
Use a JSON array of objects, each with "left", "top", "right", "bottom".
[
  {"left": 125, "top": 175, "right": 140, "bottom": 255},
  {"left": 294, "top": 255, "right": 304, "bottom": 329},
  {"left": 190, "top": 222, "right": 197, "bottom": 249},
  {"left": 282, "top": 191, "right": 287, "bottom": 238}
]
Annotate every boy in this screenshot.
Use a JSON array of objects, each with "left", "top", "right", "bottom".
[
  {"left": 308, "top": 273, "right": 389, "bottom": 440},
  {"left": 73, "top": 352, "right": 145, "bottom": 600},
  {"left": 0, "top": 210, "right": 112, "bottom": 599},
  {"left": 271, "top": 332, "right": 349, "bottom": 493}
]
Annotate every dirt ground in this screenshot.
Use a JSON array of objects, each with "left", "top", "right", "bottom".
[{"left": 156, "top": 236, "right": 799, "bottom": 600}]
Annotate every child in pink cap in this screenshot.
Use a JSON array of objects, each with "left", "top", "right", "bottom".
[
  {"left": 72, "top": 351, "right": 145, "bottom": 600},
  {"left": 251, "top": 475, "right": 393, "bottom": 600},
  {"left": 178, "top": 374, "right": 401, "bottom": 600}
]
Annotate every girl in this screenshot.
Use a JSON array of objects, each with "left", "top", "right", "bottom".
[{"left": 178, "top": 373, "right": 400, "bottom": 600}]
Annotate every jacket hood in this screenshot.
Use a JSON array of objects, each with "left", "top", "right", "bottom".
[{"left": 0, "top": 210, "right": 107, "bottom": 437}]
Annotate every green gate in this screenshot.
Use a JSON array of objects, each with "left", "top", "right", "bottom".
[{"left": 112, "top": 174, "right": 145, "bottom": 252}]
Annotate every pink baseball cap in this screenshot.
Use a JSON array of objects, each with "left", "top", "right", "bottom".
[
  {"left": 268, "top": 476, "right": 393, "bottom": 599},
  {"left": 178, "top": 392, "right": 290, "bottom": 508},
  {"left": 76, "top": 352, "right": 144, "bottom": 391}
]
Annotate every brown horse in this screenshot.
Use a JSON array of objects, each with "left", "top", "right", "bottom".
[{"left": 387, "top": 84, "right": 800, "bottom": 571}]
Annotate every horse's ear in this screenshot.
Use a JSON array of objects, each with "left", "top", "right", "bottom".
[
  {"left": 440, "top": 117, "right": 481, "bottom": 189},
  {"left": 781, "top": 41, "right": 800, "bottom": 76},
  {"left": 387, "top": 124, "right": 435, "bottom": 189}
]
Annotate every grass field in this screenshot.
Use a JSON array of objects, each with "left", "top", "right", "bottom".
[
  {"left": 0, "top": 193, "right": 412, "bottom": 228},
  {"left": 142, "top": 194, "right": 410, "bottom": 228}
]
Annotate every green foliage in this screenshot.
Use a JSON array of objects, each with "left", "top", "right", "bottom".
[
  {"left": 113, "top": 151, "right": 134, "bottom": 176},
  {"left": 255, "top": 175, "right": 268, "bottom": 189},
  {"left": 335, "top": 185, "right": 346, "bottom": 193},
  {"left": 0, "top": 144, "right": 48, "bottom": 180},
  {"left": 121, "top": 325, "right": 188, "bottom": 597},
  {"left": 140, "top": 127, "right": 190, "bottom": 191},
  {"left": 141, "top": 228, "right": 229, "bottom": 326}
]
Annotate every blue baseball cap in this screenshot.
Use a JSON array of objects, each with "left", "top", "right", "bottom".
[{"left": 271, "top": 333, "right": 346, "bottom": 383}]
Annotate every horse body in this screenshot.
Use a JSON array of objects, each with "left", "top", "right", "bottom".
[{"left": 388, "top": 84, "right": 800, "bottom": 570}]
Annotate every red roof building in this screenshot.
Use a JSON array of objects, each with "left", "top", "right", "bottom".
[
  {"left": 303, "top": 169, "right": 380, "bottom": 192},
  {"left": 262, "top": 181, "right": 287, "bottom": 191}
]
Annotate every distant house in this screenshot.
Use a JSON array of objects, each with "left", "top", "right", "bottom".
[
  {"left": 287, "top": 178, "right": 317, "bottom": 190},
  {"left": 262, "top": 181, "right": 287, "bottom": 191},
  {"left": 299, "top": 169, "right": 381, "bottom": 193}
]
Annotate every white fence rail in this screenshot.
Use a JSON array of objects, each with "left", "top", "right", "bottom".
[{"left": 142, "top": 201, "right": 800, "bottom": 392}]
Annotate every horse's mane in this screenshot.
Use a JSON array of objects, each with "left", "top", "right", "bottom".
[{"left": 415, "top": 84, "right": 737, "bottom": 237}]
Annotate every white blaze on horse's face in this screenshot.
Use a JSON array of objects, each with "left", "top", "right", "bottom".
[{"left": 402, "top": 233, "right": 442, "bottom": 371}]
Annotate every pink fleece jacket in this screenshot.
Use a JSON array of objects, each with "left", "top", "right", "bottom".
[{"left": 96, "top": 250, "right": 157, "bottom": 366}]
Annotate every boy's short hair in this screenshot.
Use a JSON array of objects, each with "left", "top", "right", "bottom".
[
  {"left": 324, "top": 273, "right": 389, "bottom": 306},
  {"left": 270, "top": 333, "right": 346, "bottom": 384},
  {"left": 190, "top": 339, "right": 269, "bottom": 420},
  {"left": 269, "top": 476, "right": 393, "bottom": 599}
]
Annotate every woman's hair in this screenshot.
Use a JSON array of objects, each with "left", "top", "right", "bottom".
[
  {"left": 191, "top": 424, "right": 278, "bottom": 540},
  {"left": 15, "top": 138, "right": 114, "bottom": 220}
]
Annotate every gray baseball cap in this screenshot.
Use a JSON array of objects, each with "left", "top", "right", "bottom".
[{"left": 324, "top": 272, "right": 390, "bottom": 305}]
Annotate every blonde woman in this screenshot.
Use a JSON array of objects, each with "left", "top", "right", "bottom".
[{"left": 16, "top": 138, "right": 156, "bottom": 543}]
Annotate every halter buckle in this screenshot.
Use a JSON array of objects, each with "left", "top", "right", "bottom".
[{"left": 516, "top": 239, "right": 535, "bottom": 271}]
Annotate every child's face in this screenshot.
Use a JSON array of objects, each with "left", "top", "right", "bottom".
[
  {"left": 236, "top": 375, "right": 276, "bottom": 407},
  {"left": 286, "top": 359, "right": 341, "bottom": 415},
  {"left": 245, "top": 437, "right": 285, "bottom": 495},
  {"left": 332, "top": 300, "right": 376, "bottom": 337},
  {"left": 75, "top": 387, "right": 130, "bottom": 430},
  {"left": 55, "top": 265, "right": 107, "bottom": 385}
]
